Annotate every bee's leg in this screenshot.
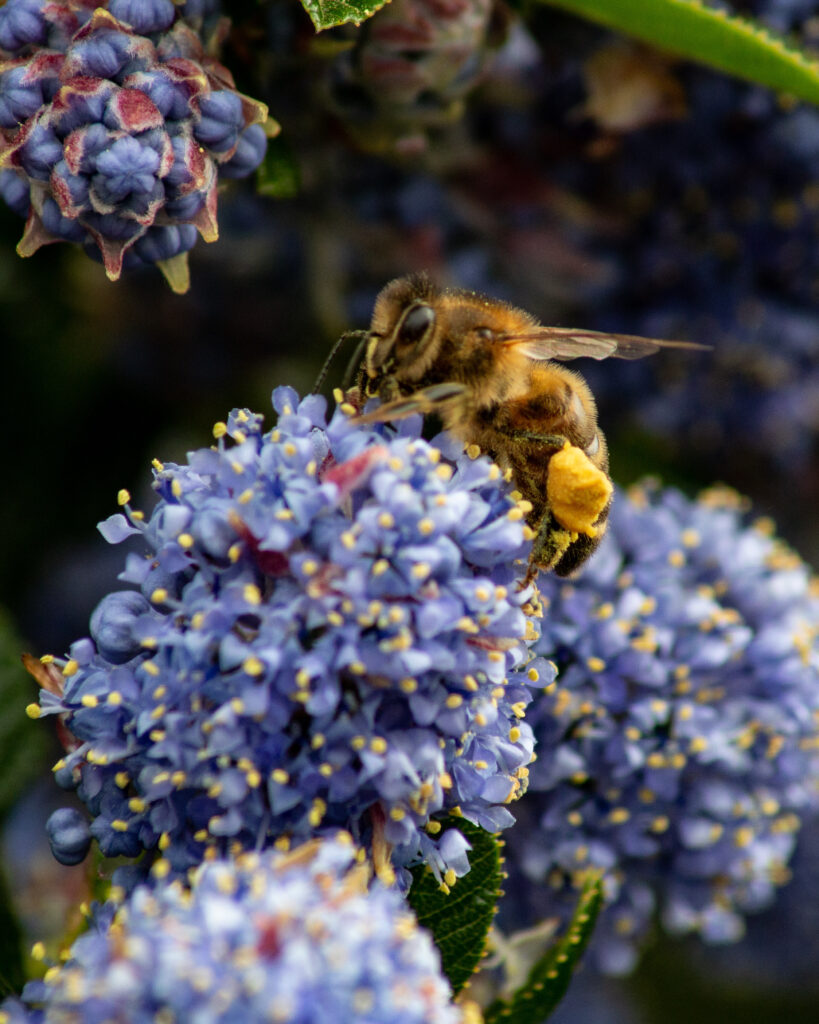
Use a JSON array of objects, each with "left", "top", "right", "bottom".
[
  {"left": 504, "top": 430, "right": 568, "bottom": 448},
  {"left": 525, "top": 509, "right": 575, "bottom": 584}
]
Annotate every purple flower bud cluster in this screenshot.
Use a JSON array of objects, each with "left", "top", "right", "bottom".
[
  {"left": 326, "top": 0, "right": 499, "bottom": 155},
  {"left": 2, "top": 836, "right": 464, "bottom": 1024},
  {"left": 0, "top": 0, "right": 269, "bottom": 288},
  {"left": 505, "top": 481, "right": 819, "bottom": 974},
  {"left": 32, "top": 387, "right": 549, "bottom": 889}
]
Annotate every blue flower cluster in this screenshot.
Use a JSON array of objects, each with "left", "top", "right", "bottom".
[
  {"left": 31, "top": 388, "right": 549, "bottom": 889},
  {"left": 505, "top": 481, "right": 819, "bottom": 974},
  {"left": 0, "top": 0, "right": 269, "bottom": 289},
  {"left": 1, "top": 836, "right": 464, "bottom": 1024}
]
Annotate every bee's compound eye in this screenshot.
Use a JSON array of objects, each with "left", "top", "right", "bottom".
[
  {"left": 475, "top": 327, "right": 495, "bottom": 342},
  {"left": 398, "top": 303, "right": 435, "bottom": 345},
  {"left": 585, "top": 433, "right": 600, "bottom": 457}
]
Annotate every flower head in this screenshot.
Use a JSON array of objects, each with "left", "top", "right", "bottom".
[
  {"left": 504, "top": 481, "right": 819, "bottom": 974},
  {"left": 5, "top": 836, "right": 464, "bottom": 1024},
  {"left": 34, "top": 388, "right": 549, "bottom": 888},
  {"left": 0, "top": 0, "right": 270, "bottom": 289}
]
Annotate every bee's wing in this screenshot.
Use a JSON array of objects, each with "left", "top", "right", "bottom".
[
  {"left": 507, "top": 327, "right": 709, "bottom": 362},
  {"left": 354, "top": 382, "right": 468, "bottom": 424}
]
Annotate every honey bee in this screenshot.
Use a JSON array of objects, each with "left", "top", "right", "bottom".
[{"left": 339, "top": 273, "right": 706, "bottom": 580}]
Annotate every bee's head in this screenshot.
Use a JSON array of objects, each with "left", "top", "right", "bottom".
[{"left": 366, "top": 275, "right": 441, "bottom": 383}]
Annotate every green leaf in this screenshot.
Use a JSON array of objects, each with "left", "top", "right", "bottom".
[
  {"left": 542, "top": 0, "right": 819, "bottom": 107},
  {"left": 300, "top": 0, "right": 391, "bottom": 32},
  {"left": 484, "top": 872, "right": 604, "bottom": 1024},
  {"left": 257, "top": 135, "right": 301, "bottom": 199},
  {"left": 0, "top": 612, "right": 47, "bottom": 820},
  {"left": 407, "top": 817, "right": 503, "bottom": 994}
]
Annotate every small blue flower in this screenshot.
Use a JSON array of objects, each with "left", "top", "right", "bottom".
[
  {"left": 504, "top": 481, "right": 819, "bottom": 974},
  {"left": 33, "top": 390, "right": 549, "bottom": 888},
  {"left": 5, "top": 837, "right": 464, "bottom": 1024}
]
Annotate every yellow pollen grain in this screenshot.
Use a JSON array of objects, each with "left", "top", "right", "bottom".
[
  {"left": 117, "top": 489, "right": 131, "bottom": 506},
  {"left": 115, "top": 772, "right": 129, "bottom": 788},
  {"left": 228, "top": 544, "right": 242, "bottom": 563},
  {"left": 62, "top": 659, "right": 79, "bottom": 677},
  {"left": 319, "top": 763, "right": 333, "bottom": 778},
  {"left": 689, "top": 736, "right": 709, "bottom": 753},
  {"left": 400, "top": 678, "right": 417, "bottom": 693},
  {"left": 567, "top": 810, "right": 583, "bottom": 826},
  {"left": 150, "top": 588, "right": 168, "bottom": 605},
  {"left": 170, "top": 479, "right": 183, "bottom": 499},
  {"left": 435, "top": 464, "right": 453, "bottom": 481},
  {"left": 81, "top": 694, "right": 98, "bottom": 708},
  {"left": 456, "top": 617, "right": 478, "bottom": 633},
  {"left": 244, "top": 584, "right": 262, "bottom": 605},
  {"left": 213, "top": 421, "right": 227, "bottom": 439},
  {"left": 243, "top": 656, "right": 264, "bottom": 677},
  {"left": 238, "top": 488, "right": 254, "bottom": 505},
  {"left": 370, "top": 737, "right": 388, "bottom": 754},
  {"left": 152, "top": 859, "right": 171, "bottom": 879},
  {"left": 509, "top": 726, "right": 521, "bottom": 742},
  {"left": 377, "top": 512, "right": 395, "bottom": 529},
  {"left": 445, "top": 694, "right": 464, "bottom": 709},
  {"left": 608, "top": 808, "right": 630, "bottom": 825},
  {"left": 668, "top": 549, "right": 685, "bottom": 567},
  {"left": 26, "top": 704, "right": 41, "bottom": 719},
  {"left": 143, "top": 661, "right": 160, "bottom": 677},
  {"left": 586, "top": 656, "right": 606, "bottom": 672},
  {"left": 351, "top": 735, "right": 366, "bottom": 751},
  {"left": 128, "top": 797, "right": 146, "bottom": 813},
  {"left": 734, "top": 826, "right": 755, "bottom": 848},
  {"left": 372, "top": 558, "right": 389, "bottom": 577},
  {"left": 111, "top": 819, "right": 129, "bottom": 832},
  {"left": 439, "top": 772, "right": 453, "bottom": 790},
  {"left": 426, "top": 820, "right": 442, "bottom": 834},
  {"left": 152, "top": 458, "right": 164, "bottom": 471},
  {"left": 506, "top": 507, "right": 524, "bottom": 522},
  {"left": 271, "top": 769, "right": 289, "bottom": 784},
  {"left": 302, "top": 559, "right": 318, "bottom": 576},
  {"left": 411, "top": 562, "right": 430, "bottom": 580},
  {"left": 418, "top": 517, "right": 435, "bottom": 535}
]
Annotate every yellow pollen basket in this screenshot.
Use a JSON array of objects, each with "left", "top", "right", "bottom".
[{"left": 547, "top": 443, "right": 613, "bottom": 536}]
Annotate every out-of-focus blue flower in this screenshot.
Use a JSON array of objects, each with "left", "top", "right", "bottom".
[
  {"left": 3, "top": 837, "right": 465, "bottom": 1024},
  {"left": 31, "top": 388, "right": 550, "bottom": 888},
  {"left": 0, "top": 0, "right": 269, "bottom": 288},
  {"left": 504, "top": 480, "right": 819, "bottom": 974}
]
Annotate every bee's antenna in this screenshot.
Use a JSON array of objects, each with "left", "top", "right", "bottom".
[{"left": 312, "top": 330, "right": 368, "bottom": 395}]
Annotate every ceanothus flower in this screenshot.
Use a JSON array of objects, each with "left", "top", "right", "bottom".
[
  {"left": 29, "top": 387, "right": 550, "bottom": 889},
  {"left": 0, "top": 0, "right": 270, "bottom": 290},
  {"left": 503, "top": 480, "right": 819, "bottom": 974},
  {"left": 1, "top": 836, "right": 465, "bottom": 1024}
]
